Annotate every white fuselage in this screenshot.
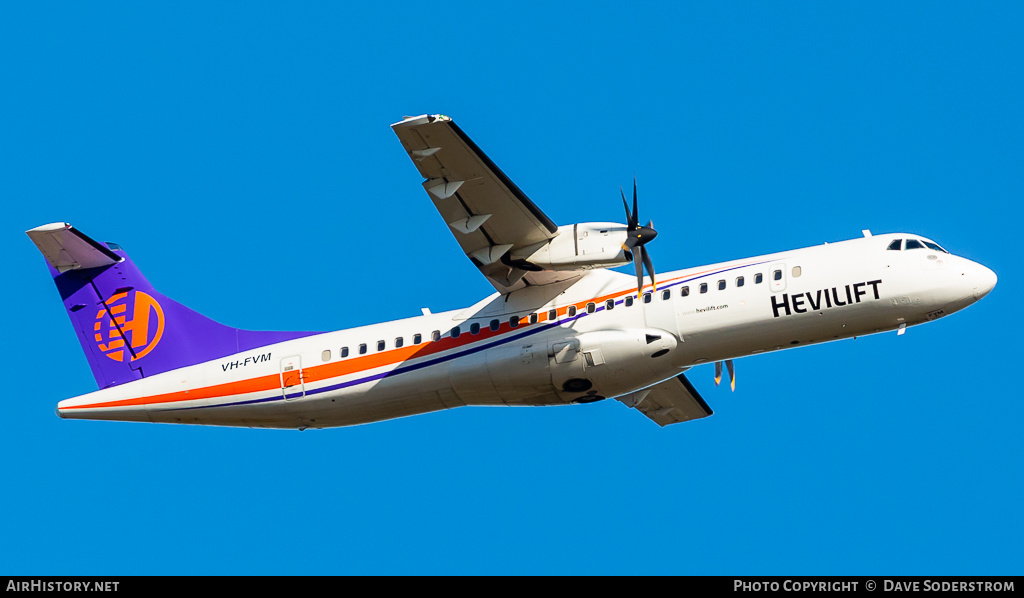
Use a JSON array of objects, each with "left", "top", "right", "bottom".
[{"left": 56, "top": 233, "right": 996, "bottom": 429}]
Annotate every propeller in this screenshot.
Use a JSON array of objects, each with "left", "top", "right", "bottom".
[
  {"left": 714, "top": 359, "right": 736, "bottom": 392},
  {"left": 620, "top": 179, "right": 658, "bottom": 297}
]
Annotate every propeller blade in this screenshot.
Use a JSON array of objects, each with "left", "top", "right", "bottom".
[
  {"left": 631, "top": 179, "right": 639, "bottom": 228},
  {"left": 641, "top": 246, "right": 656, "bottom": 292},
  {"left": 618, "top": 178, "right": 656, "bottom": 296},
  {"left": 621, "top": 187, "right": 632, "bottom": 227},
  {"left": 633, "top": 246, "right": 644, "bottom": 297},
  {"left": 714, "top": 361, "right": 722, "bottom": 387},
  {"left": 726, "top": 359, "right": 735, "bottom": 392}
]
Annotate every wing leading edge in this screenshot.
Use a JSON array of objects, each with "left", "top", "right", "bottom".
[{"left": 392, "top": 114, "right": 581, "bottom": 293}]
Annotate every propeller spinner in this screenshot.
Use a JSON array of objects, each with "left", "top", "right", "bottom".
[{"left": 620, "top": 180, "right": 658, "bottom": 297}]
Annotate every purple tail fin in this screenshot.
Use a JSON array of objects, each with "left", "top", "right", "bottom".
[{"left": 28, "top": 223, "right": 321, "bottom": 389}]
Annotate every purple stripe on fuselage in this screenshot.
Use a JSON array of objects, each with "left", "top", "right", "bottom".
[{"left": 168, "top": 260, "right": 773, "bottom": 412}]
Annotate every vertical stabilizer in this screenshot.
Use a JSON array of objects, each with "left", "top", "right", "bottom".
[{"left": 28, "top": 223, "right": 321, "bottom": 389}]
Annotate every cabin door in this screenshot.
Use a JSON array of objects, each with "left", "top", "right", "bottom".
[{"left": 280, "top": 355, "right": 306, "bottom": 400}]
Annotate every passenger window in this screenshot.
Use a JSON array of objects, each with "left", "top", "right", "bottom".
[
  {"left": 700, "top": 283, "right": 708, "bottom": 294},
  {"left": 792, "top": 266, "right": 802, "bottom": 277},
  {"left": 395, "top": 337, "right": 403, "bottom": 348},
  {"left": 321, "top": 349, "right": 331, "bottom": 362},
  {"left": 431, "top": 330, "right": 441, "bottom": 342},
  {"left": 358, "top": 343, "right": 367, "bottom": 355},
  {"left": 755, "top": 273, "right": 763, "bottom": 284},
  {"left": 681, "top": 286, "right": 689, "bottom": 297},
  {"left": 660, "top": 289, "right": 669, "bottom": 300},
  {"left": 529, "top": 313, "right": 539, "bottom": 324},
  {"left": 643, "top": 292, "right": 652, "bottom": 304},
  {"left": 548, "top": 309, "right": 557, "bottom": 320},
  {"left": 905, "top": 239, "right": 925, "bottom": 250},
  {"left": 490, "top": 319, "right": 500, "bottom": 331},
  {"left": 377, "top": 340, "right": 385, "bottom": 351},
  {"left": 773, "top": 269, "right": 782, "bottom": 281},
  {"left": 625, "top": 295, "right": 634, "bottom": 307},
  {"left": 887, "top": 239, "right": 902, "bottom": 251},
  {"left": 451, "top": 327, "right": 461, "bottom": 338},
  {"left": 586, "top": 302, "right": 596, "bottom": 314},
  {"left": 470, "top": 323, "right": 480, "bottom": 335},
  {"left": 341, "top": 347, "right": 349, "bottom": 358},
  {"left": 509, "top": 316, "right": 519, "bottom": 328},
  {"left": 717, "top": 280, "right": 726, "bottom": 291},
  {"left": 736, "top": 276, "right": 744, "bottom": 287},
  {"left": 567, "top": 306, "right": 577, "bottom": 317},
  {"left": 605, "top": 299, "right": 614, "bottom": 310}
]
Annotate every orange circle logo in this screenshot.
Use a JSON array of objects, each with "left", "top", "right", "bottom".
[{"left": 92, "top": 290, "right": 165, "bottom": 362}]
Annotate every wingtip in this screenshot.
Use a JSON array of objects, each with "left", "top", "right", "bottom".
[
  {"left": 26, "top": 222, "right": 70, "bottom": 235},
  {"left": 391, "top": 114, "right": 452, "bottom": 128}
]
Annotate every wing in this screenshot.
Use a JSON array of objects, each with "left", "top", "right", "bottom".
[
  {"left": 616, "top": 373, "right": 714, "bottom": 426},
  {"left": 392, "top": 114, "right": 578, "bottom": 293}
]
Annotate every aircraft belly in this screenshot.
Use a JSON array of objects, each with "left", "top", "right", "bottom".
[{"left": 301, "top": 390, "right": 453, "bottom": 428}]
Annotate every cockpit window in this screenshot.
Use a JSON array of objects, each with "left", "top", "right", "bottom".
[
  {"left": 905, "top": 239, "right": 925, "bottom": 250},
  {"left": 923, "top": 241, "right": 948, "bottom": 254},
  {"left": 887, "top": 239, "right": 902, "bottom": 251}
]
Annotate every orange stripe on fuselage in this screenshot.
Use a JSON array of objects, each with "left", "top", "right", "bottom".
[{"left": 63, "top": 268, "right": 726, "bottom": 411}]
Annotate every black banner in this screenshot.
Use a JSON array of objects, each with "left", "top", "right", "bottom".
[{"left": 0, "top": 576, "right": 1020, "bottom": 592}]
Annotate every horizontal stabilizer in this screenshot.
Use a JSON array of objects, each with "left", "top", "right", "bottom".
[
  {"left": 26, "top": 222, "right": 121, "bottom": 273},
  {"left": 617, "top": 373, "right": 713, "bottom": 426}
]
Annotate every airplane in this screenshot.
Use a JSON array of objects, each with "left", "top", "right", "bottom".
[{"left": 28, "top": 114, "right": 997, "bottom": 429}]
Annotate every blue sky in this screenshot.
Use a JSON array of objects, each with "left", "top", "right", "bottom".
[{"left": 2, "top": 2, "right": 1020, "bottom": 574}]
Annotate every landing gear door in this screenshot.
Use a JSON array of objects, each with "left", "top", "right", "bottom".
[
  {"left": 549, "top": 338, "right": 587, "bottom": 399},
  {"left": 769, "top": 262, "right": 787, "bottom": 293},
  {"left": 280, "top": 355, "right": 305, "bottom": 400}
]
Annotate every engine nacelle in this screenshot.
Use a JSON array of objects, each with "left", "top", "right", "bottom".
[{"left": 509, "top": 223, "right": 631, "bottom": 271}]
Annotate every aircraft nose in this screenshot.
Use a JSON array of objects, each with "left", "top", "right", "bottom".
[{"left": 972, "top": 263, "right": 997, "bottom": 299}]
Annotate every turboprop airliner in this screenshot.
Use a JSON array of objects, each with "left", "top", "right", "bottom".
[{"left": 28, "top": 114, "right": 997, "bottom": 429}]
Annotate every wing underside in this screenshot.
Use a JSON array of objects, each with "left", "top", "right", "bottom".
[
  {"left": 617, "top": 373, "right": 714, "bottom": 426},
  {"left": 392, "top": 114, "right": 580, "bottom": 293}
]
